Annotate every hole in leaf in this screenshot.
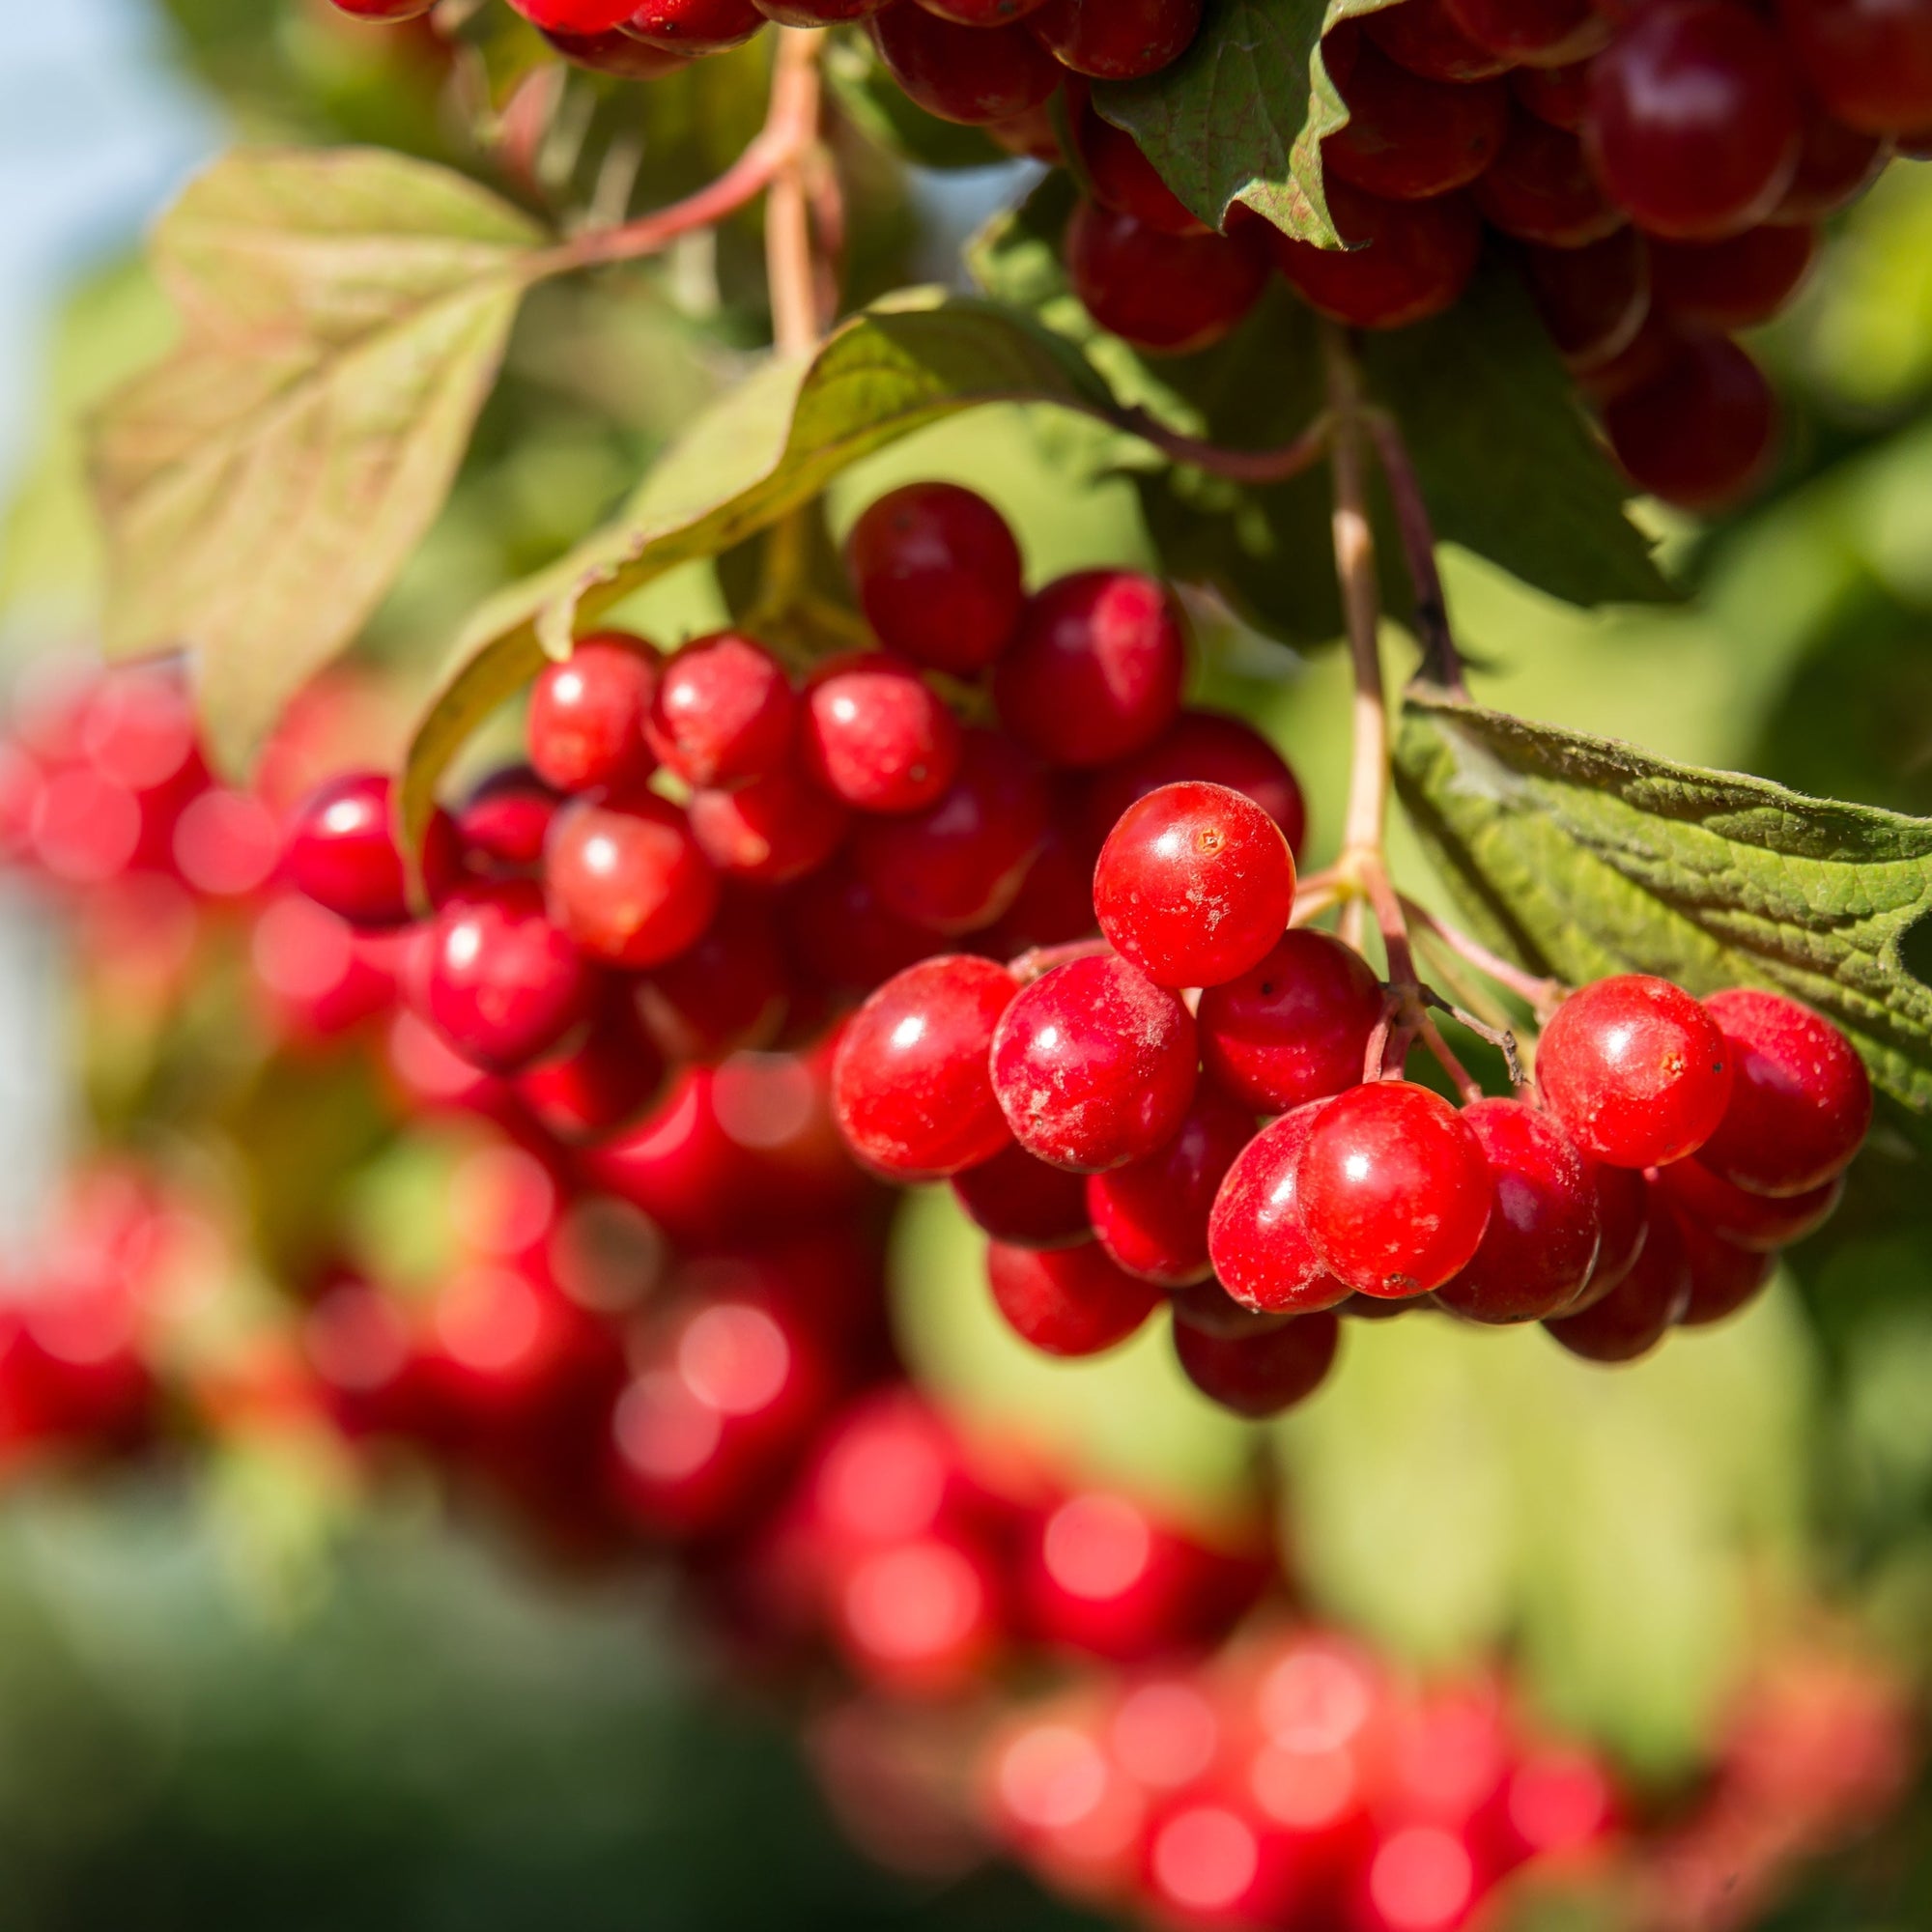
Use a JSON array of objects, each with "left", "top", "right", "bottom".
[{"left": 1900, "top": 905, "right": 1932, "bottom": 991}]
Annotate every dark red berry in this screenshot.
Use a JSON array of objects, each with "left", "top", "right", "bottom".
[
  {"left": 987, "top": 1238, "right": 1164, "bottom": 1356},
  {"left": 755, "top": 0, "right": 893, "bottom": 19},
  {"left": 1697, "top": 987, "right": 1872, "bottom": 1195},
  {"left": 1778, "top": 0, "right": 1932, "bottom": 134},
  {"left": 514, "top": 989, "right": 667, "bottom": 1142},
  {"left": 526, "top": 633, "right": 660, "bottom": 797},
  {"left": 1603, "top": 334, "right": 1778, "bottom": 510},
  {"left": 1169, "top": 1277, "right": 1290, "bottom": 1338},
  {"left": 869, "top": 6, "right": 1063, "bottom": 123},
  {"left": 1650, "top": 224, "right": 1817, "bottom": 330},
  {"left": 544, "top": 792, "right": 720, "bottom": 969},
  {"left": 1031, "top": 0, "right": 1203, "bottom": 77},
  {"left": 1079, "top": 710, "right": 1307, "bottom": 859},
  {"left": 637, "top": 892, "right": 790, "bottom": 1062},
  {"left": 624, "top": 0, "right": 765, "bottom": 49},
  {"left": 1268, "top": 181, "right": 1482, "bottom": 328},
  {"left": 782, "top": 855, "right": 933, "bottom": 992},
  {"left": 1196, "top": 929, "right": 1382, "bottom": 1115},
  {"left": 846, "top": 483, "right": 1027, "bottom": 676},
  {"left": 1512, "top": 58, "right": 1592, "bottom": 128},
  {"left": 980, "top": 817, "right": 1100, "bottom": 957},
  {"left": 329, "top": 0, "right": 436, "bottom": 15},
  {"left": 800, "top": 651, "right": 963, "bottom": 814},
  {"left": 1086, "top": 1082, "right": 1256, "bottom": 1287},
  {"left": 1295, "top": 1082, "right": 1493, "bottom": 1297},
  {"left": 284, "top": 770, "right": 459, "bottom": 931},
  {"left": 1324, "top": 43, "right": 1509, "bottom": 200},
  {"left": 1441, "top": 0, "right": 1610, "bottom": 65},
  {"left": 1206, "top": 1103, "right": 1354, "bottom": 1315},
  {"left": 990, "top": 952, "right": 1198, "bottom": 1172},
  {"left": 1473, "top": 114, "right": 1626, "bottom": 245},
  {"left": 1544, "top": 1197, "right": 1690, "bottom": 1360},
  {"left": 952, "top": 1140, "right": 1094, "bottom": 1249},
  {"left": 688, "top": 762, "right": 849, "bottom": 887},
  {"left": 1672, "top": 1210, "right": 1776, "bottom": 1325},
  {"left": 1651, "top": 1155, "right": 1842, "bottom": 1250},
  {"left": 1173, "top": 1311, "right": 1342, "bottom": 1418},
  {"left": 833, "top": 955, "right": 1018, "bottom": 1179},
  {"left": 1522, "top": 230, "right": 1651, "bottom": 373},
  {"left": 1065, "top": 202, "right": 1268, "bottom": 355},
  {"left": 541, "top": 25, "right": 691, "bottom": 72},
  {"left": 1572, "top": 1159, "right": 1651, "bottom": 1308},
  {"left": 995, "top": 571, "right": 1187, "bottom": 769},
  {"left": 917, "top": 0, "right": 1051, "bottom": 19},
  {"left": 514, "top": 0, "right": 638, "bottom": 25},
  {"left": 1770, "top": 98, "right": 1889, "bottom": 221},
  {"left": 1365, "top": 0, "right": 1513, "bottom": 81},
  {"left": 457, "top": 766, "right": 561, "bottom": 873},
  {"left": 1073, "top": 99, "right": 1207, "bottom": 235},
  {"left": 1435, "top": 1099, "right": 1601, "bottom": 1323},
  {"left": 643, "top": 632, "right": 795, "bottom": 789}
]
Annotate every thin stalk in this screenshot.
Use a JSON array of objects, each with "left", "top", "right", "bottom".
[{"left": 1367, "top": 411, "right": 1465, "bottom": 694}]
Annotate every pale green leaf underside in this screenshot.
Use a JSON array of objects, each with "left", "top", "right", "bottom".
[{"left": 1395, "top": 688, "right": 1932, "bottom": 1115}]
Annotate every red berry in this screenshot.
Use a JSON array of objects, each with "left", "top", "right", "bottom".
[
  {"left": 1295, "top": 1082, "right": 1493, "bottom": 1297},
  {"left": 284, "top": 770, "right": 459, "bottom": 931},
  {"left": 1576, "top": 307, "right": 1695, "bottom": 405},
  {"left": 624, "top": 0, "right": 765, "bottom": 48},
  {"left": 544, "top": 792, "right": 720, "bottom": 969},
  {"left": 1073, "top": 99, "right": 1208, "bottom": 235},
  {"left": 643, "top": 632, "right": 795, "bottom": 789},
  {"left": 1584, "top": 0, "right": 1803, "bottom": 240},
  {"left": 1770, "top": 98, "right": 1889, "bottom": 221},
  {"left": 1196, "top": 929, "right": 1382, "bottom": 1114},
  {"left": 1365, "top": 0, "right": 1514, "bottom": 81},
  {"left": 1324, "top": 43, "right": 1509, "bottom": 200},
  {"left": 831, "top": 1532, "right": 1004, "bottom": 1697},
  {"left": 990, "top": 952, "right": 1198, "bottom": 1172},
  {"left": 1206, "top": 1103, "right": 1354, "bottom": 1315},
  {"left": 514, "top": 990, "right": 667, "bottom": 1142},
  {"left": 853, "top": 726, "right": 1050, "bottom": 934},
  {"left": 1268, "top": 181, "right": 1482, "bottom": 329},
  {"left": 1603, "top": 334, "right": 1778, "bottom": 510},
  {"left": 1473, "top": 114, "right": 1625, "bottom": 245},
  {"left": 995, "top": 570, "right": 1188, "bottom": 769},
  {"left": 541, "top": 25, "right": 691, "bottom": 72},
  {"left": 953, "top": 1140, "right": 1094, "bottom": 1249},
  {"left": 755, "top": 0, "right": 893, "bottom": 19},
  {"left": 1672, "top": 1210, "right": 1776, "bottom": 1325},
  {"left": 1650, "top": 224, "right": 1817, "bottom": 330},
  {"left": 1079, "top": 710, "right": 1307, "bottom": 859},
  {"left": 1169, "top": 1277, "right": 1291, "bottom": 1338},
  {"left": 1538, "top": 974, "right": 1735, "bottom": 1168},
  {"left": 800, "top": 651, "right": 963, "bottom": 814},
  {"left": 637, "top": 891, "right": 791, "bottom": 1062},
  {"left": 1573, "top": 1159, "right": 1650, "bottom": 1307},
  {"left": 833, "top": 956, "right": 1019, "bottom": 1179},
  {"left": 512, "top": 0, "right": 641, "bottom": 38},
  {"left": 918, "top": 0, "right": 1051, "bottom": 19},
  {"left": 526, "top": 632, "right": 659, "bottom": 797},
  {"left": 687, "top": 762, "right": 849, "bottom": 887},
  {"left": 329, "top": 0, "right": 436, "bottom": 16},
  {"left": 1522, "top": 230, "right": 1651, "bottom": 373},
  {"left": 1544, "top": 1196, "right": 1690, "bottom": 1360},
  {"left": 1087, "top": 1082, "right": 1256, "bottom": 1286},
  {"left": 1512, "top": 58, "right": 1592, "bottom": 128},
  {"left": 1065, "top": 202, "right": 1268, "bottom": 355},
  {"left": 1777, "top": 0, "right": 1932, "bottom": 134},
  {"left": 1094, "top": 781, "right": 1295, "bottom": 991},
  {"left": 1697, "top": 987, "right": 1872, "bottom": 1194},
  {"left": 987, "top": 1238, "right": 1163, "bottom": 1355},
  {"left": 1434, "top": 1099, "right": 1601, "bottom": 1323},
  {"left": 980, "top": 816, "right": 1101, "bottom": 957},
  {"left": 869, "top": 6, "right": 1063, "bottom": 123},
  {"left": 1030, "top": 0, "right": 1204, "bottom": 77},
  {"left": 457, "top": 766, "right": 560, "bottom": 873},
  {"left": 1441, "top": 0, "right": 1610, "bottom": 64},
  {"left": 1173, "top": 1311, "right": 1342, "bottom": 1418},
  {"left": 418, "top": 881, "right": 599, "bottom": 1072},
  {"left": 782, "top": 855, "right": 933, "bottom": 991},
  {"left": 846, "top": 483, "right": 1027, "bottom": 677},
  {"left": 1651, "top": 1155, "right": 1843, "bottom": 1250}
]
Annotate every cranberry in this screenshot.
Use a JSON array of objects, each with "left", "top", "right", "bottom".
[
  {"left": 526, "top": 635, "right": 658, "bottom": 796},
  {"left": 952, "top": 1140, "right": 1094, "bottom": 1249},
  {"left": 1365, "top": 0, "right": 1513, "bottom": 80},
  {"left": 1770, "top": 98, "right": 1889, "bottom": 221},
  {"left": 512, "top": 0, "right": 639, "bottom": 26},
  {"left": 1197, "top": 929, "right": 1382, "bottom": 1114},
  {"left": 637, "top": 891, "right": 791, "bottom": 1061},
  {"left": 800, "top": 651, "right": 962, "bottom": 814},
  {"left": 513, "top": 991, "right": 667, "bottom": 1143},
  {"left": 643, "top": 632, "right": 795, "bottom": 788},
  {"left": 540, "top": 25, "right": 691, "bottom": 73},
  {"left": 1295, "top": 1083, "right": 1493, "bottom": 1297},
  {"left": 1605, "top": 333, "right": 1779, "bottom": 510},
  {"left": 1650, "top": 225, "right": 1818, "bottom": 330},
  {"left": 1573, "top": 1160, "right": 1651, "bottom": 1307},
  {"left": 1544, "top": 1197, "right": 1690, "bottom": 1360},
  {"left": 1696, "top": 988, "right": 1872, "bottom": 1196},
  {"left": 544, "top": 792, "right": 720, "bottom": 969},
  {"left": 1030, "top": 0, "right": 1204, "bottom": 78},
  {"left": 284, "top": 771, "right": 459, "bottom": 930},
  {"left": 1087, "top": 1082, "right": 1257, "bottom": 1286},
  {"left": 782, "top": 855, "right": 934, "bottom": 991},
  {"left": 1473, "top": 114, "right": 1625, "bottom": 246},
  {"left": 1080, "top": 710, "right": 1307, "bottom": 859},
  {"left": 980, "top": 817, "right": 1101, "bottom": 956},
  {"left": 688, "top": 762, "right": 849, "bottom": 887},
  {"left": 1268, "top": 181, "right": 1482, "bottom": 329},
  {"left": 1206, "top": 1103, "right": 1354, "bottom": 1315},
  {"left": 1513, "top": 58, "right": 1592, "bottom": 128},
  {"left": 1538, "top": 974, "right": 1735, "bottom": 1168},
  {"left": 995, "top": 571, "right": 1188, "bottom": 769},
  {"left": 1174, "top": 1311, "right": 1342, "bottom": 1418},
  {"left": 1672, "top": 1210, "right": 1776, "bottom": 1325},
  {"left": 624, "top": 0, "right": 766, "bottom": 49},
  {"left": 833, "top": 955, "right": 1019, "bottom": 1179},
  {"left": 1522, "top": 230, "right": 1651, "bottom": 373},
  {"left": 1324, "top": 43, "right": 1509, "bottom": 201},
  {"left": 1169, "top": 1277, "right": 1291, "bottom": 1338},
  {"left": 1651, "top": 1155, "right": 1842, "bottom": 1250},
  {"left": 1434, "top": 1099, "right": 1600, "bottom": 1323},
  {"left": 990, "top": 952, "right": 1199, "bottom": 1171},
  {"left": 1072, "top": 100, "right": 1208, "bottom": 237},
  {"left": 457, "top": 766, "right": 560, "bottom": 873},
  {"left": 1064, "top": 203, "right": 1268, "bottom": 355},
  {"left": 845, "top": 483, "right": 1027, "bottom": 676},
  {"left": 869, "top": 7, "right": 1063, "bottom": 123},
  {"left": 1778, "top": 0, "right": 1932, "bottom": 134},
  {"left": 986, "top": 1239, "right": 1163, "bottom": 1355},
  {"left": 1441, "top": 0, "right": 1610, "bottom": 64}
]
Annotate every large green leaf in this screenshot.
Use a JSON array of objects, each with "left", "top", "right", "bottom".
[
  {"left": 1395, "top": 687, "right": 1932, "bottom": 1117},
  {"left": 398, "top": 297, "right": 1115, "bottom": 862},
  {"left": 86, "top": 148, "right": 547, "bottom": 773}
]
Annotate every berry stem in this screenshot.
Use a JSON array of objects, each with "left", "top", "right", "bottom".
[
  {"left": 1112, "top": 408, "right": 1334, "bottom": 486},
  {"left": 1397, "top": 893, "right": 1565, "bottom": 1021},
  {"left": 765, "top": 30, "right": 829, "bottom": 356},
  {"left": 1366, "top": 410, "right": 1467, "bottom": 695}
]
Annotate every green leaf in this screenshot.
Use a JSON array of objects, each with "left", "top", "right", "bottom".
[
  {"left": 399, "top": 297, "right": 1115, "bottom": 862},
  {"left": 86, "top": 148, "right": 547, "bottom": 773},
  {"left": 1395, "top": 687, "right": 1932, "bottom": 1117},
  {"left": 1094, "top": 0, "right": 1400, "bottom": 244}
]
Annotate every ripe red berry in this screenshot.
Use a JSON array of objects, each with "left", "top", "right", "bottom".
[
  {"left": 1064, "top": 202, "right": 1268, "bottom": 355},
  {"left": 1094, "top": 781, "right": 1295, "bottom": 991},
  {"left": 755, "top": 0, "right": 893, "bottom": 19},
  {"left": 541, "top": 25, "right": 691, "bottom": 72},
  {"left": 1513, "top": 58, "right": 1592, "bottom": 129},
  {"left": 986, "top": 1238, "right": 1164, "bottom": 1356},
  {"left": 1365, "top": 0, "right": 1513, "bottom": 82},
  {"left": 980, "top": 818, "right": 1101, "bottom": 957},
  {"left": 833, "top": 955, "right": 1018, "bottom": 1179},
  {"left": 1651, "top": 1155, "right": 1842, "bottom": 1250},
  {"left": 1696, "top": 988, "right": 1872, "bottom": 1195},
  {"left": 953, "top": 1140, "right": 1094, "bottom": 1249},
  {"left": 1295, "top": 1082, "right": 1494, "bottom": 1297},
  {"left": 1086, "top": 1083, "right": 1256, "bottom": 1287},
  {"left": 511, "top": 0, "right": 640, "bottom": 36},
  {"left": 1538, "top": 974, "right": 1735, "bottom": 1168},
  {"left": 687, "top": 761, "right": 849, "bottom": 888},
  {"left": 418, "top": 881, "right": 599, "bottom": 1073},
  {"left": 1544, "top": 1196, "right": 1690, "bottom": 1360},
  {"left": 846, "top": 483, "right": 1027, "bottom": 676},
  {"left": 995, "top": 571, "right": 1187, "bottom": 769},
  {"left": 1324, "top": 43, "right": 1509, "bottom": 201},
  {"left": 1441, "top": 0, "right": 1610, "bottom": 65},
  {"left": 1770, "top": 98, "right": 1889, "bottom": 221},
  {"left": 1473, "top": 114, "right": 1626, "bottom": 246},
  {"left": 284, "top": 770, "right": 460, "bottom": 931},
  {"left": 643, "top": 632, "right": 795, "bottom": 789},
  {"left": 1079, "top": 710, "right": 1307, "bottom": 859},
  {"left": 624, "top": 0, "right": 766, "bottom": 49},
  {"left": 1434, "top": 1099, "right": 1601, "bottom": 1323},
  {"left": 853, "top": 726, "right": 1051, "bottom": 934},
  {"left": 1584, "top": 0, "right": 1803, "bottom": 240},
  {"left": 800, "top": 651, "right": 963, "bottom": 815},
  {"left": 457, "top": 766, "right": 561, "bottom": 874},
  {"left": 869, "top": 7, "right": 1063, "bottom": 123},
  {"left": 514, "top": 990, "right": 668, "bottom": 1143},
  {"left": 1072, "top": 99, "right": 1208, "bottom": 235},
  {"left": 1603, "top": 334, "right": 1778, "bottom": 511},
  {"left": 782, "top": 854, "right": 933, "bottom": 992},
  {"left": 637, "top": 891, "right": 791, "bottom": 1062},
  {"left": 1268, "top": 181, "right": 1482, "bottom": 329},
  {"left": 1030, "top": 0, "right": 1205, "bottom": 77},
  {"left": 526, "top": 633, "right": 660, "bottom": 797},
  {"left": 1574, "top": 1159, "right": 1651, "bottom": 1308},
  {"left": 1777, "top": 0, "right": 1932, "bottom": 134},
  {"left": 329, "top": 0, "right": 436, "bottom": 16},
  {"left": 1522, "top": 230, "right": 1651, "bottom": 374},
  {"left": 1206, "top": 1103, "right": 1355, "bottom": 1315},
  {"left": 544, "top": 792, "right": 720, "bottom": 969},
  {"left": 1173, "top": 1311, "right": 1342, "bottom": 1418},
  {"left": 1650, "top": 225, "right": 1818, "bottom": 330},
  {"left": 990, "top": 952, "right": 1199, "bottom": 1172},
  {"left": 1196, "top": 929, "right": 1382, "bottom": 1114},
  {"left": 1672, "top": 1210, "right": 1776, "bottom": 1326},
  {"left": 918, "top": 0, "right": 1051, "bottom": 19},
  {"left": 1170, "top": 1277, "right": 1289, "bottom": 1338}
]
